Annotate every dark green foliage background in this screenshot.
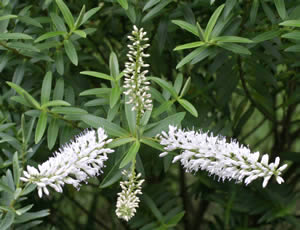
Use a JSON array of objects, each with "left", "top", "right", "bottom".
[{"left": 0, "top": 0, "right": 299, "bottom": 229}]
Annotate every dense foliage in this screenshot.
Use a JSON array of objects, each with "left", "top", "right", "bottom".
[{"left": 0, "top": 0, "right": 299, "bottom": 229}]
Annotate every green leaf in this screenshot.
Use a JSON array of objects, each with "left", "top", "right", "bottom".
[
  {"left": 223, "top": 0, "right": 237, "bottom": 19},
  {"left": 125, "top": 95, "right": 136, "bottom": 134},
  {"left": 0, "top": 15, "right": 17, "bottom": 22},
  {"left": 110, "top": 85, "right": 120, "bottom": 108},
  {"left": 74, "top": 5, "right": 86, "bottom": 28},
  {"left": 53, "top": 78, "right": 64, "bottom": 100},
  {"left": 0, "top": 33, "right": 32, "bottom": 40},
  {"left": 41, "top": 72, "right": 52, "bottom": 105},
  {"left": 218, "top": 43, "right": 251, "bottom": 55},
  {"left": 250, "top": 0, "right": 259, "bottom": 25},
  {"left": 35, "top": 31, "right": 67, "bottom": 43},
  {"left": 55, "top": 51, "right": 64, "bottom": 75},
  {"left": 166, "top": 211, "right": 185, "bottom": 226},
  {"left": 81, "top": 7, "right": 100, "bottom": 26},
  {"left": 0, "top": 211, "right": 15, "bottom": 230},
  {"left": 178, "top": 98, "right": 198, "bottom": 117},
  {"left": 252, "top": 30, "right": 281, "bottom": 43},
  {"left": 176, "top": 46, "right": 206, "bottom": 69},
  {"left": 204, "top": 4, "right": 225, "bottom": 41},
  {"left": 282, "top": 31, "right": 300, "bottom": 40},
  {"left": 15, "top": 204, "right": 34, "bottom": 216},
  {"left": 6, "top": 42, "right": 40, "bottom": 52},
  {"left": 56, "top": 0, "right": 74, "bottom": 30},
  {"left": 143, "top": 0, "right": 160, "bottom": 11},
  {"left": 119, "top": 140, "right": 140, "bottom": 168},
  {"left": 196, "top": 22, "right": 205, "bottom": 41},
  {"left": 50, "top": 13, "right": 67, "bottom": 31},
  {"left": 81, "top": 114, "right": 129, "bottom": 137},
  {"left": 42, "top": 100, "right": 70, "bottom": 108},
  {"left": 148, "top": 77, "right": 178, "bottom": 98},
  {"left": 107, "top": 137, "right": 135, "bottom": 148},
  {"left": 141, "top": 138, "right": 164, "bottom": 151},
  {"left": 174, "top": 41, "right": 205, "bottom": 51},
  {"left": 80, "top": 71, "right": 113, "bottom": 81},
  {"left": 143, "top": 194, "right": 164, "bottom": 222},
  {"left": 172, "top": 20, "right": 198, "bottom": 37},
  {"left": 109, "top": 52, "right": 119, "bottom": 79},
  {"left": 212, "top": 36, "right": 253, "bottom": 43},
  {"left": 142, "top": 0, "right": 172, "bottom": 23},
  {"left": 180, "top": 77, "right": 191, "bottom": 97},
  {"left": 280, "top": 20, "right": 300, "bottom": 27},
  {"left": 13, "top": 152, "right": 20, "bottom": 188},
  {"left": 152, "top": 100, "right": 174, "bottom": 118},
  {"left": 51, "top": 107, "right": 87, "bottom": 114},
  {"left": 35, "top": 110, "right": 47, "bottom": 143},
  {"left": 0, "top": 180, "right": 14, "bottom": 193},
  {"left": 80, "top": 88, "right": 111, "bottom": 96},
  {"left": 190, "top": 47, "right": 215, "bottom": 65},
  {"left": 274, "top": 0, "right": 286, "bottom": 20},
  {"left": 73, "top": 30, "right": 86, "bottom": 38},
  {"left": 144, "top": 112, "right": 185, "bottom": 137},
  {"left": 47, "top": 118, "right": 59, "bottom": 149},
  {"left": 18, "top": 16, "right": 43, "bottom": 28},
  {"left": 117, "top": 0, "right": 128, "bottom": 10},
  {"left": 64, "top": 40, "right": 78, "bottom": 66},
  {"left": 285, "top": 44, "right": 300, "bottom": 52}
]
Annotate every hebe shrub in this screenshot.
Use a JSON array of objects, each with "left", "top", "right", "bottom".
[{"left": 0, "top": 0, "right": 299, "bottom": 229}]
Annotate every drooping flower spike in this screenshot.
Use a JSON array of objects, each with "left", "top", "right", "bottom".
[
  {"left": 116, "top": 170, "right": 144, "bottom": 221},
  {"left": 21, "top": 128, "right": 114, "bottom": 198},
  {"left": 123, "top": 25, "right": 152, "bottom": 114},
  {"left": 159, "top": 125, "right": 288, "bottom": 188}
]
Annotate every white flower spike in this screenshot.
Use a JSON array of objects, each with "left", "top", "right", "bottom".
[
  {"left": 159, "top": 125, "right": 288, "bottom": 188},
  {"left": 123, "top": 25, "right": 152, "bottom": 114},
  {"left": 116, "top": 170, "right": 144, "bottom": 221},
  {"left": 21, "top": 128, "right": 114, "bottom": 198}
]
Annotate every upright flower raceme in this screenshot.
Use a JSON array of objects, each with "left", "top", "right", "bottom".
[
  {"left": 21, "top": 128, "right": 114, "bottom": 198},
  {"left": 159, "top": 126, "right": 288, "bottom": 188},
  {"left": 116, "top": 170, "right": 144, "bottom": 221},
  {"left": 123, "top": 25, "right": 152, "bottom": 115}
]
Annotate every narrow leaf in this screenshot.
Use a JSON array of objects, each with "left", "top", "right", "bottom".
[
  {"left": 35, "top": 110, "right": 48, "bottom": 143},
  {"left": 274, "top": 0, "right": 286, "bottom": 20},
  {"left": 56, "top": 0, "right": 74, "bottom": 30},
  {"left": 176, "top": 47, "right": 206, "bottom": 69},
  {"left": 119, "top": 140, "right": 140, "bottom": 168},
  {"left": 0, "top": 33, "right": 32, "bottom": 40},
  {"left": 142, "top": 0, "right": 172, "bottom": 23},
  {"left": 218, "top": 43, "right": 251, "bottom": 55},
  {"left": 148, "top": 77, "right": 178, "bottom": 98},
  {"left": 178, "top": 98, "right": 198, "bottom": 117},
  {"left": 80, "top": 71, "right": 113, "bottom": 81},
  {"left": 117, "top": 0, "right": 128, "bottom": 10},
  {"left": 47, "top": 118, "right": 59, "bottom": 149},
  {"left": 204, "top": 4, "right": 225, "bottom": 41},
  {"left": 172, "top": 20, "right": 198, "bottom": 37},
  {"left": 174, "top": 41, "right": 205, "bottom": 51},
  {"left": 41, "top": 72, "right": 52, "bottom": 105},
  {"left": 64, "top": 40, "right": 78, "bottom": 65}
]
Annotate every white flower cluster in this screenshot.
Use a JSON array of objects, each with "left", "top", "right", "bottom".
[
  {"left": 159, "top": 126, "right": 288, "bottom": 188},
  {"left": 116, "top": 170, "right": 144, "bottom": 221},
  {"left": 20, "top": 128, "right": 114, "bottom": 198},
  {"left": 123, "top": 25, "right": 152, "bottom": 114}
]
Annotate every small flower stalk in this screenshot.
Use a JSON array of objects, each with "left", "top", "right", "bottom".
[
  {"left": 116, "top": 170, "right": 144, "bottom": 221},
  {"left": 123, "top": 25, "right": 152, "bottom": 116},
  {"left": 21, "top": 128, "right": 114, "bottom": 198},
  {"left": 159, "top": 126, "right": 288, "bottom": 188}
]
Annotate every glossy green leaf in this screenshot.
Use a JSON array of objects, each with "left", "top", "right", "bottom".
[
  {"left": 282, "top": 31, "right": 300, "bottom": 40},
  {"left": 166, "top": 211, "right": 185, "bottom": 226},
  {"left": 110, "top": 85, "right": 120, "bottom": 108},
  {"left": 285, "top": 44, "right": 300, "bottom": 52},
  {"left": 180, "top": 77, "right": 191, "bottom": 97},
  {"left": 119, "top": 140, "right": 140, "bottom": 168},
  {"left": 124, "top": 95, "right": 136, "bottom": 134},
  {"left": 152, "top": 100, "right": 174, "bottom": 118},
  {"left": 252, "top": 30, "right": 281, "bottom": 43},
  {"left": 190, "top": 47, "right": 215, "bottom": 65},
  {"left": 143, "top": 194, "right": 164, "bottom": 222},
  {"left": 50, "top": 13, "right": 67, "bottom": 31},
  {"left": 117, "top": 0, "right": 128, "bottom": 10},
  {"left": 51, "top": 107, "right": 87, "bottom": 114},
  {"left": 12, "top": 152, "right": 20, "bottom": 188},
  {"left": 174, "top": 41, "right": 205, "bottom": 51},
  {"left": 0, "top": 211, "right": 15, "bottom": 230},
  {"left": 56, "top": 0, "right": 74, "bottom": 30},
  {"left": 35, "top": 110, "right": 47, "bottom": 143},
  {"left": 172, "top": 20, "right": 198, "bottom": 37},
  {"left": 42, "top": 100, "right": 70, "bottom": 108},
  {"left": 81, "top": 7, "right": 100, "bottom": 26},
  {"left": 0, "top": 33, "right": 32, "bottom": 40},
  {"left": 81, "top": 114, "right": 129, "bottom": 137},
  {"left": 109, "top": 52, "right": 119, "bottom": 79},
  {"left": 80, "top": 88, "right": 111, "bottom": 96},
  {"left": 142, "top": 0, "right": 172, "bottom": 23},
  {"left": 213, "top": 36, "right": 253, "bottom": 43},
  {"left": 178, "top": 98, "right": 198, "bottom": 117},
  {"left": 274, "top": 0, "right": 286, "bottom": 20},
  {"left": 74, "top": 5, "right": 85, "bottom": 28},
  {"left": 41, "top": 72, "right": 52, "bottom": 105},
  {"left": 107, "top": 137, "right": 135, "bottom": 148},
  {"left": 143, "top": 0, "right": 160, "bottom": 11},
  {"left": 53, "top": 78, "right": 64, "bottom": 100},
  {"left": 250, "top": 0, "right": 259, "bottom": 25},
  {"left": 73, "top": 30, "right": 86, "bottom": 38},
  {"left": 218, "top": 43, "right": 251, "bottom": 55},
  {"left": 18, "top": 16, "right": 43, "bottom": 28},
  {"left": 176, "top": 47, "right": 207, "bottom": 69},
  {"left": 280, "top": 20, "right": 300, "bottom": 27},
  {"left": 141, "top": 138, "right": 164, "bottom": 151},
  {"left": 80, "top": 71, "right": 113, "bottom": 81},
  {"left": 47, "top": 118, "right": 59, "bottom": 149},
  {"left": 0, "top": 15, "right": 17, "bottom": 22},
  {"left": 204, "top": 4, "right": 225, "bottom": 41},
  {"left": 224, "top": 0, "right": 237, "bottom": 19},
  {"left": 148, "top": 77, "right": 178, "bottom": 98},
  {"left": 55, "top": 51, "right": 64, "bottom": 75},
  {"left": 64, "top": 40, "right": 78, "bottom": 65}
]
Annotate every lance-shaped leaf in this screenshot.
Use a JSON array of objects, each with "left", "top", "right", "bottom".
[
  {"left": 172, "top": 20, "right": 198, "bottom": 37},
  {"left": 56, "top": 0, "right": 74, "bottom": 30},
  {"left": 35, "top": 110, "right": 47, "bottom": 143},
  {"left": 119, "top": 140, "right": 140, "bottom": 168},
  {"left": 204, "top": 4, "right": 225, "bottom": 41}
]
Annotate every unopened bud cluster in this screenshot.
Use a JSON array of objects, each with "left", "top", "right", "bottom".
[
  {"left": 21, "top": 128, "right": 114, "bottom": 198},
  {"left": 116, "top": 170, "right": 144, "bottom": 221},
  {"left": 159, "top": 126, "right": 287, "bottom": 188},
  {"left": 123, "top": 25, "right": 152, "bottom": 114}
]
